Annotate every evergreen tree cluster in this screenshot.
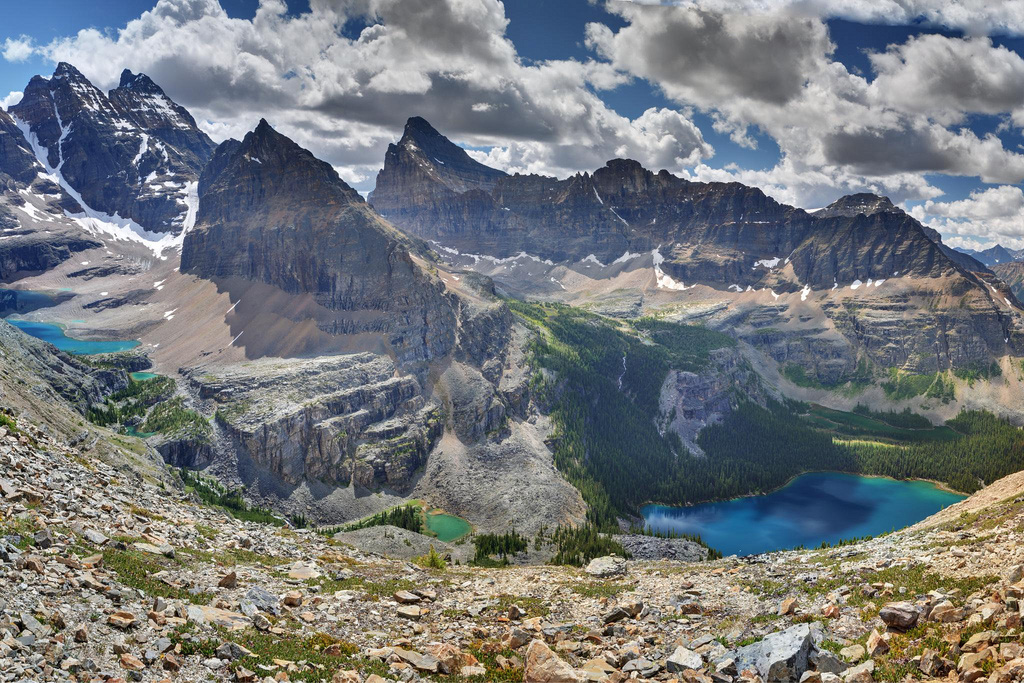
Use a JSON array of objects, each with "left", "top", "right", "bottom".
[
  {"left": 340, "top": 504, "right": 423, "bottom": 534},
  {"left": 851, "top": 403, "right": 932, "bottom": 429},
  {"left": 472, "top": 530, "right": 528, "bottom": 566},
  {"left": 847, "top": 410, "right": 1024, "bottom": 494},
  {"left": 545, "top": 524, "right": 629, "bottom": 567},
  {"left": 87, "top": 375, "right": 175, "bottom": 427}
]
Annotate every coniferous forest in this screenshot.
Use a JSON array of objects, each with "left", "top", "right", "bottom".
[{"left": 510, "top": 301, "right": 1024, "bottom": 530}]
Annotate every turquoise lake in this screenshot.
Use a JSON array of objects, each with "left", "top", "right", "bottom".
[
  {"left": 129, "top": 372, "right": 160, "bottom": 381},
  {"left": 641, "top": 472, "right": 965, "bottom": 557},
  {"left": 425, "top": 511, "right": 472, "bottom": 542},
  {"left": 7, "top": 320, "right": 140, "bottom": 355}
]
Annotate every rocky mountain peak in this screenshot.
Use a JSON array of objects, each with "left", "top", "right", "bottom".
[
  {"left": 182, "top": 120, "right": 456, "bottom": 361},
  {"left": 395, "top": 115, "right": 505, "bottom": 186},
  {"left": 373, "top": 116, "right": 507, "bottom": 202},
  {"left": 9, "top": 62, "right": 213, "bottom": 233},
  {"left": 403, "top": 115, "right": 443, "bottom": 140},
  {"left": 117, "top": 69, "right": 161, "bottom": 93},
  {"left": 958, "top": 243, "right": 1020, "bottom": 267},
  {"left": 219, "top": 118, "right": 363, "bottom": 208},
  {"left": 52, "top": 61, "right": 91, "bottom": 84},
  {"left": 594, "top": 158, "right": 662, "bottom": 194},
  {"left": 817, "top": 192, "right": 898, "bottom": 218}
]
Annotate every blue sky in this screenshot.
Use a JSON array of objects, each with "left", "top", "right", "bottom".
[{"left": 3, "top": 0, "right": 1024, "bottom": 248}]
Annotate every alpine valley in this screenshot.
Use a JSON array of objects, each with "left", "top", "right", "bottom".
[{"left": 3, "top": 62, "right": 1024, "bottom": 554}]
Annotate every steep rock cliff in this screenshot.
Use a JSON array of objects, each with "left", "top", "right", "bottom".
[{"left": 180, "top": 119, "right": 457, "bottom": 364}]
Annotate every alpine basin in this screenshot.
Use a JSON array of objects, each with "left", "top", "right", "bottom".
[{"left": 641, "top": 472, "right": 965, "bottom": 557}]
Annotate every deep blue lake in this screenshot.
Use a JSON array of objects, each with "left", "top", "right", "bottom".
[
  {"left": 7, "top": 319, "right": 140, "bottom": 355},
  {"left": 642, "top": 472, "right": 965, "bottom": 556}
]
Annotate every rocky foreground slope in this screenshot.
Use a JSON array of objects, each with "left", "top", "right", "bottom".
[{"left": 3, "top": 405, "right": 1024, "bottom": 683}]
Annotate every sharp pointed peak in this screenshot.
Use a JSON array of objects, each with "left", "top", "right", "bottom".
[
  {"left": 244, "top": 119, "right": 304, "bottom": 157},
  {"left": 117, "top": 69, "right": 162, "bottom": 94},
  {"left": 249, "top": 118, "right": 286, "bottom": 145},
  {"left": 52, "top": 62, "right": 89, "bottom": 81},
  {"left": 404, "top": 116, "right": 440, "bottom": 136}
]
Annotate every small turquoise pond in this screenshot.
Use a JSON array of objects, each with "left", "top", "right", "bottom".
[
  {"left": 642, "top": 472, "right": 965, "bottom": 557},
  {"left": 130, "top": 372, "right": 160, "bottom": 381},
  {"left": 425, "top": 511, "right": 472, "bottom": 542},
  {"left": 7, "top": 320, "right": 140, "bottom": 355}
]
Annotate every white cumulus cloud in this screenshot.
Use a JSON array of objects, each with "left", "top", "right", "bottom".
[{"left": 25, "top": 0, "right": 712, "bottom": 187}]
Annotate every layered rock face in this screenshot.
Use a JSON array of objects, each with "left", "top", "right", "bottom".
[
  {"left": 181, "top": 119, "right": 457, "bottom": 363},
  {"left": 8, "top": 63, "right": 213, "bottom": 233},
  {"left": 994, "top": 262, "right": 1024, "bottom": 301},
  {"left": 185, "top": 354, "right": 442, "bottom": 490}
]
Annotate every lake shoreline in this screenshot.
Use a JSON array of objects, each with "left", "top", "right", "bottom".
[
  {"left": 640, "top": 471, "right": 967, "bottom": 557},
  {"left": 638, "top": 469, "right": 966, "bottom": 512}
]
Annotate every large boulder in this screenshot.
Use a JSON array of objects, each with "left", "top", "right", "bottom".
[
  {"left": 878, "top": 602, "right": 919, "bottom": 631},
  {"left": 726, "top": 624, "right": 815, "bottom": 683},
  {"left": 667, "top": 646, "right": 704, "bottom": 673},
  {"left": 584, "top": 555, "right": 627, "bottom": 578},
  {"left": 524, "top": 640, "right": 584, "bottom": 683}
]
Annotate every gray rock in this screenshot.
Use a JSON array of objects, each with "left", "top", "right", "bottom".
[
  {"left": 32, "top": 528, "right": 54, "bottom": 549},
  {"left": 585, "top": 555, "right": 627, "bottom": 578},
  {"left": 623, "top": 657, "right": 660, "bottom": 677},
  {"left": 878, "top": 602, "right": 918, "bottom": 631},
  {"left": 244, "top": 586, "right": 280, "bottom": 615},
  {"left": 667, "top": 646, "right": 704, "bottom": 673},
  {"left": 727, "top": 623, "right": 814, "bottom": 683},
  {"left": 843, "top": 660, "right": 874, "bottom": 683},
  {"left": 82, "top": 530, "right": 108, "bottom": 545},
  {"left": 603, "top": 607, "right": 631, "bottom": 624},
  {"left": 809, "top": 650, "right": 846, "bottom": 675},
  {"left": 216, "top": 642, "right": 252, "bottom": 661}
]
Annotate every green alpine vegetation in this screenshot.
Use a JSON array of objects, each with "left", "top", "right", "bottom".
[
  {"left": 179, "top": 468, "right": 284, "bottom": 526},
  {"left": 882, "top": 369, "right": 956, "bottom": 402},
  {"left": 509, "top": 301, "right": 736, "bottom": 528},
  {"left": 510, "top": 299, "right": 1024, "bottom": 529},
  {"left": 804, "top": 404, "right": 960, "bottom": 443},
  {"left": 333, "top": 504, "right": 424, "bottom": 535},
  {"left": 142, "top": 397, "right": 211, "bottom": 440},
  {"left": 87, "top": 375, "right": 175, "bottom": 427}
]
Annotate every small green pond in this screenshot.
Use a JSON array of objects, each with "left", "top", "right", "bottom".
[
  {"left": 129, "top": 372, "right": 160, "bottom": 381},
  {"left": 425, "top": 511, "right": 471, "bottom": 542}
]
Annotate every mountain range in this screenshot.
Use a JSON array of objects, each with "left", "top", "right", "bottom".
[
  {"left": 2, "top": 63, "right": 1024, "bottom": 534},
  {"left": 956, "top": 244, "right": 1024, "bottom": 267}
]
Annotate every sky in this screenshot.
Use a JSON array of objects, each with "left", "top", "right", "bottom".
[{"left": 2, "top": 0, "right": 1024, "bottom": 249}]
